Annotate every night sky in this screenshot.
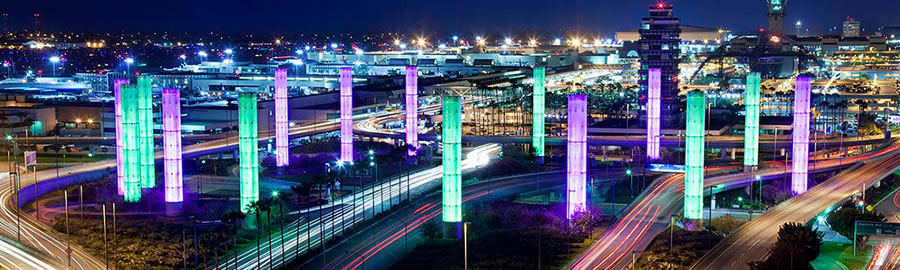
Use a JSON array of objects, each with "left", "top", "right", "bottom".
[{"left": 3, "top": 0, "right": 899, "bottom": 36}]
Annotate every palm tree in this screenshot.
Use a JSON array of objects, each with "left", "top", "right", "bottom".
[
  {"left": 289, "top": 186, "right": 310, "bottom": 256},
  {"left": 257, "top": 198, "right": 274, "bottom": 270},
  {"left": 246, "top": 200, "right": 262, "bottom": 269},
  {"left": 221, "top": 210, "right": 244, "bottom": 268}
]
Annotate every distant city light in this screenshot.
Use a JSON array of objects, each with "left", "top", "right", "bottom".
[
  {"left": 438, "top": 44, "right": 447, "bottom": 49},
  {"left": 198, "top": 51, "right": 208, "bottom": 57},
  {"left": 399, "top": 43, "right": 407, "bottom": 49},
  {"left": 355, "top": 49, "right": 364, "bottom": 55},
  {"left": 504, "top": 37, "right": 512, "bottom": 45},
  {"left": 223, "top": 59, "right": 233, "bottom": 64},
  {"left": 354, "top": 61, "right": 362, "bottom": 66},
  {"left": 179, "top": 54, "right": 186, "bottom": 60},
  {"left": 553, "top": 38, "right": 562, "bottom": 46},
  {"left": 224, "top": 48, "right": 233, "bottom": 54},
  {"left": 295, "top": 49, "right": 303, "bottom": 55},
  {"left": 124, "top": 58, "right": 135, "bottom": 64},
  {"left": 529, "top": 39, "right": 537, "bottom": 46},
  {"left": 304, "top": 45, "right": 311, "bottom": 51},
  {"left": 49, "top": 56, "right": 60, "bottom": 63},
  {"left": 452, "top": 36, "right": 458, "bottom": 41},
  {"left": 330, "top": 43, "right": 338, "bottom": 49},
  {"left": 288, "top": 59, "right": 303, "bottom": 65},
  {"left": 475, "top": 36, "right": 482, "bottom": 40}
]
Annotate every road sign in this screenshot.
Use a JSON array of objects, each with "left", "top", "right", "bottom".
[
  {"left": 23, "top": 151, "right": 36, "bottom": 167},
  {"left": 854, "top": 221, "right": 900, "bottom": 255}
]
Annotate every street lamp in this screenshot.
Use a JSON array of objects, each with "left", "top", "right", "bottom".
[
  {"left": 198, "top": 51, "right": 208, "bottom": 63},
  {"left": 224, "top": 48, "right": 233, "bottom": 55},
  {"left": 124, "top": 58, "right": 134, "bottom": 78},
  {"left": 2, "top": 62, "right": 10, "bottom": 79},
  {"left": 49, "top": 56, "right": 60, "bottom": 77},
  {"left": 179, "top": 54, "right": 187, "bottom": 66}
]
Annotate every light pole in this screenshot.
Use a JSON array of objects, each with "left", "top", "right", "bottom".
[
  {"left": 49, "top": 56, "right": 60, "bottom": 77},
  {"left": 198, "top": 51, "right": 208, "bottom": 63},
  {"left": 3, "top": 61, "right": 11, "bottom": 79},
  {"left": 179, "top": 55, "right": 187, "bottom": 66},
  {"left": 464, "top": 222, "right": 471, "bottom": 270},
  {"left": 124, "top": 57, "right": 134, "bottom": 79}
]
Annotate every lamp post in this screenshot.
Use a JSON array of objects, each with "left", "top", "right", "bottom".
[
  {"left": 49, "top": 56, "right": 59, "bottom": 77},
  {"left": 179, "top": 55, "right": 186, "bottom": 66},
  {"left": 2, "top": 62, "right": 10, "bottom": 79},
  {"left": 198, "top": 51, "right": 208, "bottom": 63},
  {"left": 124, "top": 58, "right": 134, "bottom": 80}
]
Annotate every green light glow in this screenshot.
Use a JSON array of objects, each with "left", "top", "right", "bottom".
[
  {"left": 684, "top": 90, "right": 706, "bottom": 220},
  {"left": 442, "top": 96, "right": 462, "bottom": 222},
  {"left": 532, "top": 67, "right": 545, "bottom": 157},
  {"left": 121, "top": 86, "right": 141, "bottom": 202},
  {"left": 239, "top": 91, "right": 259, "bottom": 213},
  {"left": 137, "top": 76, "right": 155, "bottom": 188},
  {"left": 744, "top": 72, "right": 760, "bottom": 167}
]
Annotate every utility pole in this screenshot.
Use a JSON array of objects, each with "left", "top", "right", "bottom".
[
  {"left": 102, "top": 203, "right": 108, "bottom": 270},
  {"left": 65, "top": 189, "right": 70, "bottom": 268}
]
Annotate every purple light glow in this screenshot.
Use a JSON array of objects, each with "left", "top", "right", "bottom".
[
  {"left": 274, "top": 68, "right": 289, "bottom": 167},
  {"left": 114, "top": 79, "right": 128, "bottom": 196},
  {"left": 162, "top": 88, "right": 183, "bottom": 203},
  {"left": 405, "top": 66, "right": 418, "bottom": 156},
  {"left": 340, "top": 67, "right": 353, "bottom": 162},
  {"left": 567, "top": 94, "right": 587, "bottom": 220},
  {"left": 647, "top": 68, "right": 661, "bottom": 160},
  {"left": 791, "top": 76, "right": 811, "bottom": 194}
]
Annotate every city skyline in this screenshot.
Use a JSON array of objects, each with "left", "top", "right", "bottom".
[{"left": 1, "top": 0, "right": 898, "bottom": 35}]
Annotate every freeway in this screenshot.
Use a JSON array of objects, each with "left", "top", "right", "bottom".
[
  {"left": 217, "top": 144, "right": 500, "bottom": 269},
  {"left": 313, "top": 169, "right": 631, "bottom": 270},
  {"left": 0, "top": 119, "right": 340, "bottom": 270},
  {"left": 355, "top": 107, "right": 889, "bottom": 149},
  {"left": 569, "top": 141, "right": 900, "bottom": 270},
  {"left": 692, "top": 143, "right": 900, "bottom": 270},
  {"left": 0, "top": 175, "right": 65, "bottom": 270}
]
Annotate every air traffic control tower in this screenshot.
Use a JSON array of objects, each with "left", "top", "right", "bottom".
[{"left": 767, "top": 0, "right": 786, "bottom": 36}]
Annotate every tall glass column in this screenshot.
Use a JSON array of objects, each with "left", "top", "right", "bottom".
[
  {"left": 406, "top": 66, "right": 418, "bottom": 157},
  {"left": 137, "top": 76, "right": 155, "bottom": 188},
  {"left": 684, "top": 90, "right": 706, "bottom": 221},
  {"left": 567, "top": 94, "right": 587, "bottom": 220},
  {"left": 744, "top": 72, "right": 761, "bottom": 167},
  {"left": 239, "top": 91, "right": 259, "bottom": 212},
  {"left": 647, "top": 68, "right": 661, "bottom": 160},
  {"left": 274, "top": 68, "right": 289, "bottom": 167},
  {"left": 792, "top": 76, "right": 811, "bottom": 194},
  {"left": 114, "top": 78, "right": 129, "bottom": 195},
  {"left": 340, "top": 67, "right": 353, "bottom": 162},
  {"left": 121, "top": 86, "right": 141, "bottom": 202},
  {"left": 442, "top": 96, "right": 462, "bottom": 223},
  {"left": 533, "top": 67, "right": 546, "bottom": 162},
  {"left": 161, "top": 88, "right": 183, "bottom": 202}
]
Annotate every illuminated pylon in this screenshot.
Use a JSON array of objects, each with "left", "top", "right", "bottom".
[
  {"left": 274, "top": 68, "right": 289, "bottom": 167},
  {"left": 162, "top": 88, "right": 183, "bottom": 203},
  {"left": 567, "top": 94, "right": 587, "bottom": 220},
  {"left": 792, "top": 76, "right": 811, "bottom": 194}
]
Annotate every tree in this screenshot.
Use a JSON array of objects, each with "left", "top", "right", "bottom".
[
  {"left": 220, "top": 210, "right": 245, "bottom": 264},
  {"left": 708, "top": 214, "right": 744, "bottom": 237},
  {"left": 826, "top": 207, "right": 885, "bottom": 250},
  {"left": 749, "top": 222, "right": 823, "bottom": 270}
]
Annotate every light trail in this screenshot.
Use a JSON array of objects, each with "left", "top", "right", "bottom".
[{"left": 218, "top": 144, "right": 499, "bottom": 269}]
